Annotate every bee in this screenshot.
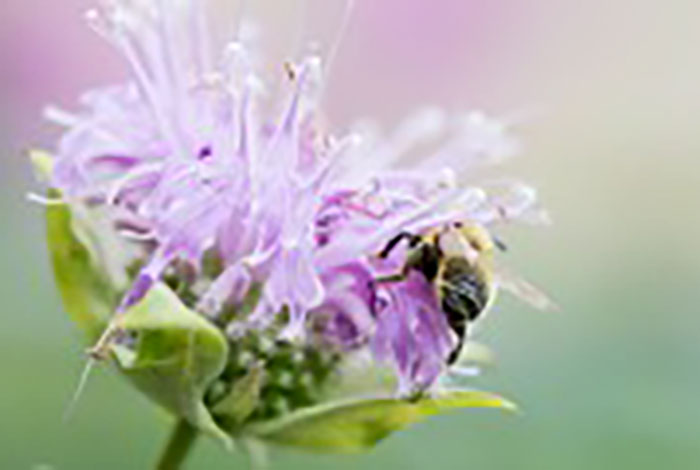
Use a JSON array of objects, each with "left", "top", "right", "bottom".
[{"left": 375, "top": 221, "right": 554, "bottom": 365}]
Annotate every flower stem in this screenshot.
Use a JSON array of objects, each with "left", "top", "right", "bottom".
[{"left": 155, "top": 419, "right": 199, "bottom": 470}]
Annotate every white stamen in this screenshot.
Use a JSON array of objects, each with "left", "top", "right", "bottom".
[
  {"left": 221, "top": 41, "right": 261, "bottom": 94},
  {"left": 156, "top": 0, "right": 186, "bottom": 99},
  {"left": 190, "top": 0, "right": 213, "bottom": 75},
  {"left": 26, "top": 193, "right": 65, "bottom": 206},
  {"left": 86, "top": 4, "right": 190, "bottom": 160},
  {"left": 317, "top": 0, "right": 356, "bottom": 104},
  {"left": 324, "top": 0, "right": 355, "bottom": 80},
  {"left": 84, "top": 8, "right": 110, "bottom": 39},
  {"left": 106, "top": 162, "right": 163, "bottom": 205},
  {"left": 291, "top": 0, "right": 310, "bottom": 59},
  {"left": 118, "top": 229, "right": 156, "bottom": 241},
  {"left": 43, "top": 106, "right": 81, "bottom": 128},
  {"left": 235, "top": 0, "right": 250, "bottom": 42}
]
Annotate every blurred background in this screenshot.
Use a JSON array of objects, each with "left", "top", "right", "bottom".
[{"left": 1, "top": 0, "right": 699, "bottom": 468}]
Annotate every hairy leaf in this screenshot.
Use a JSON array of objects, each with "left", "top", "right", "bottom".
[{"left": 248, "top": 390, "right": 516, "bottom": 453}]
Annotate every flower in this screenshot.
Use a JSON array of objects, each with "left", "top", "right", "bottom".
[{"left": 35, "top": 0, "right": 550, "bottom": 459}]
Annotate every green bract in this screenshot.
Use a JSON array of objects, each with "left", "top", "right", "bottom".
[
  {"left": 46, "top": 192, "right": 115, "bottom": 342},
  {"left": 248, "top": 390, "right": 515, "bottom": 453},
  {"left": 112, "top": 284, "right": 232, "bottom": 447},
  {"left": 46, "top": 199, "right": 516, "bottom": 457}
]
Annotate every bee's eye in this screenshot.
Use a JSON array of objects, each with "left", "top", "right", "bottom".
[{"left": 452, "top": 221, "right": 463, "bottom": 229}]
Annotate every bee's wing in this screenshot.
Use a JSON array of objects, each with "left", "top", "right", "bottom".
[
  {"left": 460, "top": 341, "right": 496, "bottom": 365},
  {"left": 494, "top": 266, "right": 559, "bottom": 311}
]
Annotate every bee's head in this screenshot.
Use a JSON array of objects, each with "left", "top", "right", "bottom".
[{"left": 438, "top": 222, "right": 500, "bottom": 262}]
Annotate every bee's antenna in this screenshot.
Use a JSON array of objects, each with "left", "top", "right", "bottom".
[{"left": 493, "top": 236, "right": 508, "bottom": 252}]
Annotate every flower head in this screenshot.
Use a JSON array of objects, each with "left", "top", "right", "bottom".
[{"left": 36, "top": 0, "right": 550, "bottom": 454}]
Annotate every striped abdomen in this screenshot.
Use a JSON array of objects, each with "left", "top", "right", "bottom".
[{"left": 438, "top": 257, "right": 491, "bottom": 364}]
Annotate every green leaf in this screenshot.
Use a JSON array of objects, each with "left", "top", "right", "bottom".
[
  {"left": 212, "top": 363, "right": 266, "bottom": 429},
  {"left": 46, "top": 197, "right": 116, "bottom": 342},
  {"left": 248, "top": 390, "right": 516, "bottom": 453},
  {"left": 112, "top": 283, "right": 232, "bottom": 447}
]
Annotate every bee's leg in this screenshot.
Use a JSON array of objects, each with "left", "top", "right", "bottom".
[
  {"left": 378, "top": 232, "right": 421, "bottom": 259},
  {"left": 447, "top": 322, "right": 467, "bottom": 365},
  {"left": 373, "top": 273, "right": 408, "bottom": 284}
]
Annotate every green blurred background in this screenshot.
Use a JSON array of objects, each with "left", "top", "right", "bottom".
[{"left": 1, "top": 0, "right": 699, "bottom": 468}]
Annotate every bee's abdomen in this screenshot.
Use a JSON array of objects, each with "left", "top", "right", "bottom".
[
  {"left": 439, "top": 259, "right": 490, "bottom": 364},
  {"left": 440, "top": 274, "right": 488, "bottom": 323}
]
